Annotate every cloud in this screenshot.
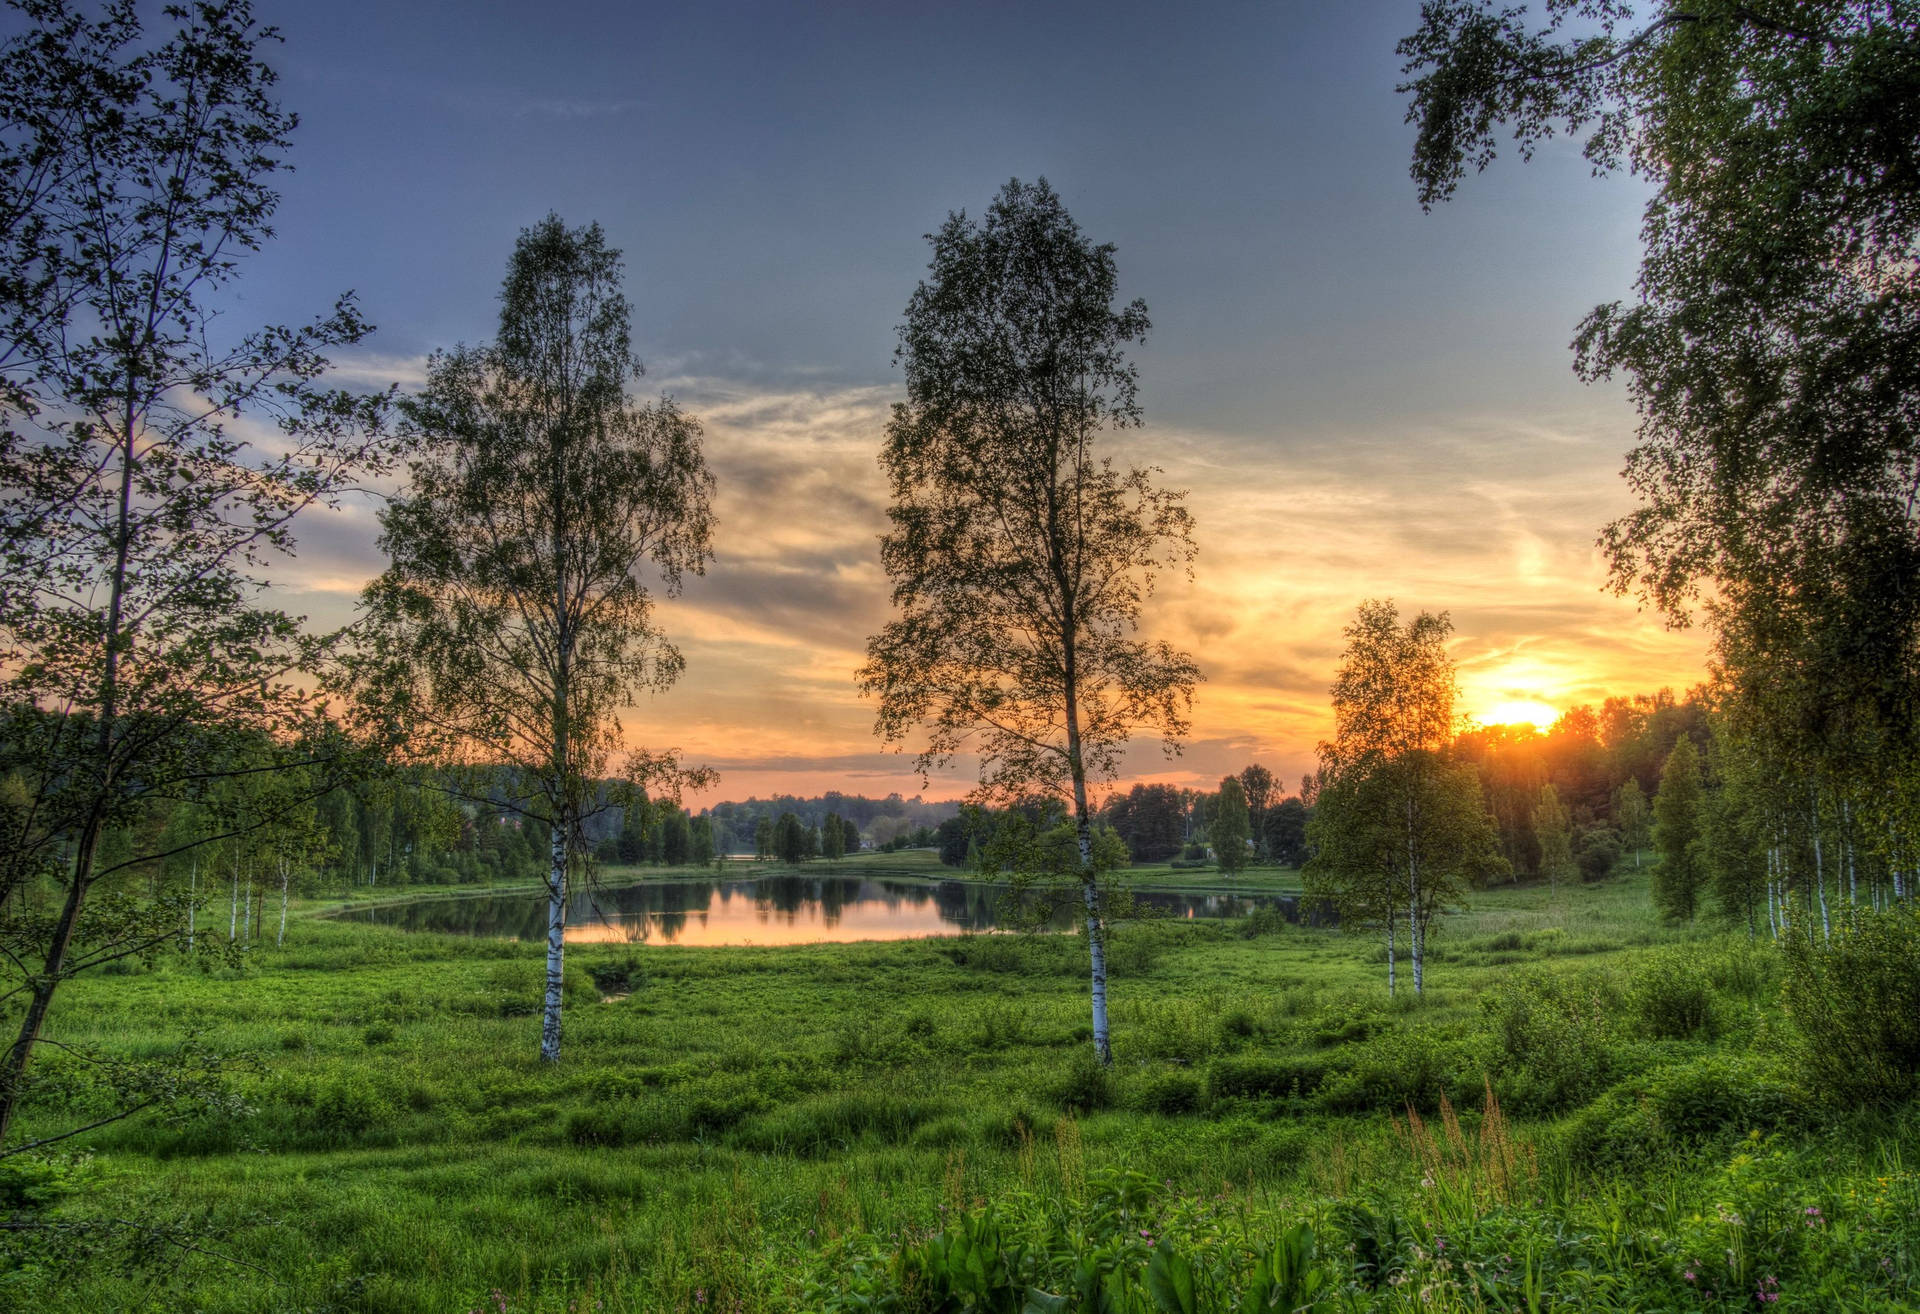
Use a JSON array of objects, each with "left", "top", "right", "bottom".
[
  {"left": 246, "top": 367, "right": 1707, "bottom": 806},
  {"left": 511, "top": 97, "right": 640, "bottom": 121}
]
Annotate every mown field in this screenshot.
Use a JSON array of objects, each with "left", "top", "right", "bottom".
[{"left": 9, "top": 865, "right": 1918, "bottom": 1312}]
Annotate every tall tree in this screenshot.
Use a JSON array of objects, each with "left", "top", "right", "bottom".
[
  {"left": 660, "top": 808, "right": 691, "bottom": 866},
  {"left": 1400, "top": 2, "right": 1920, "bottom": 840},
  {"left": 360, "top": 216, "right": 714, "bottom": 1062},
  {"left": 1309, "top": 600, "right": 1501, "bottom": 994},
  {"left": 1614, "top": 778, "right": 1652, "bottom": 869},
  {"left": 1652, "top": 736, "right": 1707, "bottom": 922},
  {"left": 1532, "top": 782, "right": 1573, "bottom": 891},
  {"left": 774, "top": 812, "right": 805, "bottom": 865},
  {"left": 1263, "top": 796, "right": 1310, "bottom": 868},
  {"left": 1212, "top": 775, "right": 1251, "bottom": 876},
  {"left": 860, "top": 178, "right": 1200, "bottom": 1064},
  {"left": 821, "top": 810, "right": 847, "bottom": 860},
  {"left": 1238, "top": 763, "right": 1276, "bottom": 858},
  {"left": 0, "top": 0, "right": 394, "bottom": 1149}
]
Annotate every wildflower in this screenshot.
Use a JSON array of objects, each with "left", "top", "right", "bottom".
[
  {"left": 1685, "top": 1270, "right": 1696, "bottom": 1282},
  {"left": 1139, "top": 1229, "right": 1152, "bottom": 1239}
]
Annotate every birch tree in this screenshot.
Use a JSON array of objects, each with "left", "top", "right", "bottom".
[
  {"left": 0, "top": 0, "right": 393, "bottom": 1150},
  {"left": 360, "top": 216, "right": 714, "bottom": 1063},
  {"left": 860, "top": 178, "right": 1200, "bottom": 1064},
  {"left": 1308, "top": 601, "right": 1502, "bottom": 995},
  {"left": 1652, "top": 736, "right": 1706, "bottom": 922},
  {"left": 1532, "top": 782, "right": 1573, "bottom": 891}
]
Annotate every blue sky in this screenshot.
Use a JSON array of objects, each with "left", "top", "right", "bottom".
[{"left": 221, "top": 0, "right": 1702, "bottom": 802}]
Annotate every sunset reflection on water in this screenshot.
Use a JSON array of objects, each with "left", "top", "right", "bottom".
[{"left": 340, "top": 875, "right": 1293, "bottom": 947}]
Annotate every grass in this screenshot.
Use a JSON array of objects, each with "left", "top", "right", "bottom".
[{"left": 8, "top": 870, "right": 1917, "bottom": 1311}]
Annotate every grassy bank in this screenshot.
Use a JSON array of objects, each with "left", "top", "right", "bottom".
[{"left": 8, "top": 872, "right": 1916, "bottom": 1312}]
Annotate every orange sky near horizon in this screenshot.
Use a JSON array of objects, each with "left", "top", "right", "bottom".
[{"left": 280, "top": 364, "right": 1710, "bottom": 812}]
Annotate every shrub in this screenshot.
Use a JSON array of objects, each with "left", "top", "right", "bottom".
[
  {"left": 1122, "top": 998, "right": 1217, "bottom": 1064},
  {"left": 1309, "top": 1014, "right": 1378, "bottom": 1048},
  {"left": 1575, "top": 825, "right": 1621, "bottom": 882},
  {"left": 1209, "top": 1055, "right": 1332, "bottom": 1102},
  {"left": 1130, "top": 1068, "right": 1205, "bottom": 1116},
  {"left": 1479, "top": 973, "right": 1618, "bottom": 1115},
  {"left": 586, "top": 954, "right": 646, "bottom": 994},
  {"left": 1567, "top": 1054, "right": 1807, "bottom": 1171},
  {"left": 304, "top": 1072, "right": 392, "bottom": 1140},
  {"left": 1318, "top": 1027, "right": 1464, "bottom": 1115},
  {"left": 1631, "top": 949, "right": 1720, "bottom": 1041},
  {"left": 564, "top": 1104, "right": 629, "bottom": 1147},
  {"left": 1049, "top": 1052, "right": 1114, "bottom": 1114},
  {"left": 1219, "top": 1008, "right": 1259, "bottom": 1041},
  {"left": 1781, "top": 907, "right": 1920, "bottom": 1107}
]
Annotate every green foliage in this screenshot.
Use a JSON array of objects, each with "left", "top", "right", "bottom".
[
  {"left": 1782, "top": 907, "right": 1920, "bottom": 1108},
  {"left": 1532, "top": 783, "right": 1573, "bottom": 889},
  {"left": 1211, "top": 776, "right": 1251, "bottom": 876},
  {"left": 1478, "top": 973, "right": 1619, "bottom": 1115},
  {"left": 1208, "top": 1055, "right": 1331, "bottom": 1104},
  {"left": 1566, "top": 1055, "right": 1808, "bottom": 1173},
  {"left": 1049, "top": 1052, "right": 1115, "bottom": 1114},
  {"left": 1630, "top": 948, "right": 1720, "bottom": 1041},
  {"left": 1652, "top": 737, "right": 1706, "bottom": 921}
]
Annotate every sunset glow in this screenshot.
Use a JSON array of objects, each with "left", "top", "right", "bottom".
[{"left": 1475, "top": 699, "right": 1561, "bottom": 732}]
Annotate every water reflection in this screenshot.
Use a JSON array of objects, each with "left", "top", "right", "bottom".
[{"left": 335, "top": 876, "right": 1309, "bottom": 946}]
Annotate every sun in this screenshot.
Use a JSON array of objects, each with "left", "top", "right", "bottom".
[{"left": 1480, "top": 699, "right": 1560, "bottom": 731}]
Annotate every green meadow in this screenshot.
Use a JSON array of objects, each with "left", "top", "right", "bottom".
[{"left": 10, "top": 860, "right": 1917, "bottom": 1312}]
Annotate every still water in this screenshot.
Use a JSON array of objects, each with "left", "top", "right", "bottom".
[{"left": 338, "top": 875, "right": 1302, "bottom": 947}]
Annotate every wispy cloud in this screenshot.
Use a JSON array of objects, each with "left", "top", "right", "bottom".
[
  {"left": 257, "top": 369, "right": 1706, "bottom": 806},
  {"left": 511, "top": 96, "right": 640, "bottom": 121}
]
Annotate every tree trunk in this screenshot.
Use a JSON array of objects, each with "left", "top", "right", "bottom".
[
  {"left": 187, "top": 858, "right": 196, "bottom": 952},
  {"left": 1386, "top": 910, "right": 1396, "bottom": 997},
  {"left": 540, "top": 822, "right": 567, "bottom": 1062},
  {"left": 1069, "top": 756, "right": 1110, "bottom": 1065},
  {"left": 0, "top": 809, "right": 106, "bottom": 1146},
  {"left": 1406, "top": 797, "right": 1423, "bottom": 996},
  {"left": 229, "top": 860, "right": 239, "bottom": 941},
  {"left": 276, "top": 861, "right": 290, "bottom": 949},
  {"left": 1812, "top": 792, "right": 1830, "bottom": 943}
]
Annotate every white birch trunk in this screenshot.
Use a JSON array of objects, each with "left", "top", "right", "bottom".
[
  {"left": 187, "top": 858, "right": 196, "bottom": 952},
  {"left": 1812, "top": 793, "right": 1830, "bottom": 943},
  {"left": 540, "top": 825, "right": 567, "bottom": 1062},
  {"left": 1407, "top": 797, "right": 1423, "bottom": 996},
  {"left": 276, "top": 858, "right": 290, "bottom": 948},
  {"left": 1386, "top": 911, "right": 1396, "bottom": 997}
]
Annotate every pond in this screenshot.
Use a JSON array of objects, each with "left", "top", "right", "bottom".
[{"left": 335, "top": 875, "right": 1317, "bottom": 946}]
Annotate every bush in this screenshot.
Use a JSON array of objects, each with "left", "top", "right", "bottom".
[
  {"left": 1781, "top": 907, "right": 1920, "bottom": 1107},
  {"left": 1317, "top": 1027, "right": 1464, "bottom": 1114},
  {"left": 564, "top": 1104, "right": 630, "bottom": 1147},
  {"left": 1479, "top": 973, "right": 1618, "bottom": 1115},
  {"left": 1130, "top": 1068, "right": 1205, "bottom": 1116},
  {"left": 1575, "top": 825, "right": 1622, "bottom": 882},
  {"left": 304, "top": 1072, "right": 392, "bottom": 1140},
  {"left": 1631, "top": 949, "right": 1720, "bottom": 1041},
  {"left": 1208, "top": 1055, "right": 1332, "bottom": 1102},
  {"left": 1049, "top": 1052, "right": 1114, "bottom": 1114},
  {"left": 1567, "top": 1054, "right": 1807, "bottom": 1171},
  {"left": 1218, "top": 1008, "right": 1259, "bottom": 1042}
]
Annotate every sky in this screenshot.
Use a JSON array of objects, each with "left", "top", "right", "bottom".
[{"left": 208, "top": 0, "right": 1706, "bottom": 805}]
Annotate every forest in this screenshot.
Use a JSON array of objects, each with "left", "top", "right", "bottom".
[{"left": 1, "top": 2, "right": 1918, "bottom": 1311}]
